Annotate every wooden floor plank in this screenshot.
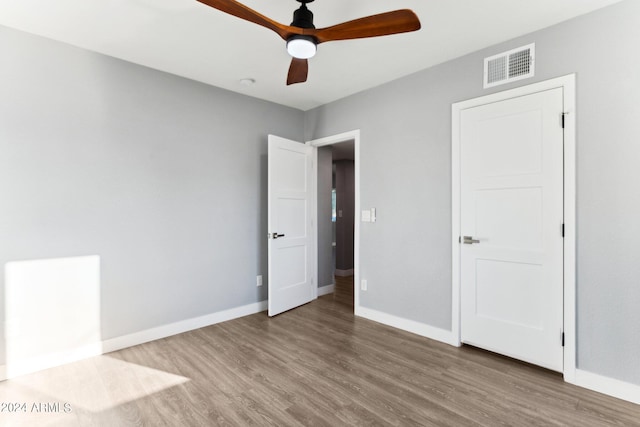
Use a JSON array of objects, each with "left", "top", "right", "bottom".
[{"left": 1, "top": 283, "right": 639, "bottom": 426}]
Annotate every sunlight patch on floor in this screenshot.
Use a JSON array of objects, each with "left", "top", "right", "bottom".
[{"left": 0, "top": 355, "right": 190, "bottom": 424}]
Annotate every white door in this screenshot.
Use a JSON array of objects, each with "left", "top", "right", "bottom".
[
  {"left": 268, "top": 135, "right": 315, "bottom": 316},
  {"left": 460, "top": 88, "right": 564, "bottom": 371}
]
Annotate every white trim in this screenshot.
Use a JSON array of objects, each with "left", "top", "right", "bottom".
[
  {"left": 102, "top": 300, "right": 267, "bottom": 353},
  {"left": 317, "top": 284, "right": 335, "bottom": 296},
  {"left": 334, "top": 268, "right": 354, "bottom": 277},
  {"left": 452, "top": 74, "right": 577, "bottom": 376},
  {"left": 309, "top": 140, "right": 318, "bottom": 303},
  {"left": 308, "top": 130, "right": 359, "bottom": 147},
  {"left": 451, "top": 101, "right": 462, "bottom": 347},
  {"left": 561, "top": 77, "right": 577, "bottom": 383},
  {"left": 0, "top": 300, "right": 267, "bottom": 381},
  {"left": 357, "top": 307, "right": 458, "bottom": 347},
  {"left": 309, "top": 130, "right": 361, "bottom": 312},
  {"left": 572, "top": 369, "right": 640, "bottom": 405}
]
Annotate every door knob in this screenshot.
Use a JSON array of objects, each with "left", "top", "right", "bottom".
[
  {"left": 463, "top": 236, "right": 480, "bottom": 244},
  {"left": 270, "top": 232, "right": 286, "bottom": 239}
]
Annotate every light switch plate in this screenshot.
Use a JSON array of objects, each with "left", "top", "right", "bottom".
[{"left": 361, "top": 210, "right": 371, "bottom": 222}]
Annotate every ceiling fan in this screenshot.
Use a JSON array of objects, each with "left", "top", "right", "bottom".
[{"left": 196, "top": 0, "right": 421, "bottom": 85}]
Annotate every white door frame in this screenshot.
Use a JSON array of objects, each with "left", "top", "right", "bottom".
[
  {"left": 308, "top": 130, "right": 361, "bottom": 311},
  {"left": 452, "top": 74, "right": 576, "bottom": 382}
]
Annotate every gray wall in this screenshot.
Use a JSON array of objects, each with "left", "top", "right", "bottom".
[
  {"left": 304, "top": 0, "right": 640, "bottom": 385},
  {"left": 334, "top": 160, "right": 355, "bottom": 271},
  {"left": 0, "top": 25, "right": 303, "bottom": 364},
  {"left": 317, "top": 146, "right": 334, "bottom": 288}
]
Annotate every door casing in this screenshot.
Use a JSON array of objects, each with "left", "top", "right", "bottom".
[{"left": 452, "top": 74, "right": 576, "bottom": 382}]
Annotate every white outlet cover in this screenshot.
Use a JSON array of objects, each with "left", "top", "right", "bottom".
[{"left": 361, "top": 210, "right": 371, "bottom": 222}]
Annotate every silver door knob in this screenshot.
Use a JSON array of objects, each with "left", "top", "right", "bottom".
[{"left": 463, "top": 236, "right": 480, "bottom": 244}]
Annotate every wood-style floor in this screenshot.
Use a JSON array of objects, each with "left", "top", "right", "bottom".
[
  {"left": 1, "top": 280, "right": 639, "bottom": 426},
  {"left": 332, "top": 274, "right": 354, "bottom": 307}
]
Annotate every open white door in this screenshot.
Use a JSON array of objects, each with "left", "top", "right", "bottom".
[{"left": 268, "top": 135, "right": 315, "bottom": 316}]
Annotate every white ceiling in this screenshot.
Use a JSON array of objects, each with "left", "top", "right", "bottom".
[{"left": 0, "top": 0, "right": 623, "bottom": 111}]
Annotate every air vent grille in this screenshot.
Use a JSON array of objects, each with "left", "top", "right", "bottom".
[
  {"left": 484, "top": 43, "right": 535, "bottom": 88},
  {"left": 487, "top": 56, "right": 507, "bottom": 84}
]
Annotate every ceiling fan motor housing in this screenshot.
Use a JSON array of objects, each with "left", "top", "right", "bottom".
[
  {"left": 287, "top": 0, "right": 318, "bottom": 59},
  {"left": 291, "top": 1, "right": 315, "bottom": 29}
]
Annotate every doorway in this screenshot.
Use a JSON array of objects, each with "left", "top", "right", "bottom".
[
  {"left": 452, "top": 75, "right": 576, "bottom": 379},
  {"left": 311, "top": 130, "right": 361, "bottom": 312}
]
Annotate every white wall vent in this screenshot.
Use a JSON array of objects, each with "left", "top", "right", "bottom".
[{"left": 484, "top": 43, "right": 535, "bottom": 89}]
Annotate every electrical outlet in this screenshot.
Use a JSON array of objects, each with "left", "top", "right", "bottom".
[
  {"left": 256, "top": 275, "right": 263, "bottom": 287},
  {"left": 360, "top": 279, "right": 367, "bottom": 291}
]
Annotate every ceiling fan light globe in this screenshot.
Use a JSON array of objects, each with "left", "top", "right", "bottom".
[{"left": 287, "top": 37, "right": 317, "bottom": 59}]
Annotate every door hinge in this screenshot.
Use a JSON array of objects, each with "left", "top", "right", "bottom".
[
  {"left": 561, "top": 223, "right": 565, "bottom": 238},
  {"left": 561, "top": 112, "right": 568, "bottom": 129},
  {"left": 561, "top": 332, "right": 565, "bottom": 347}
]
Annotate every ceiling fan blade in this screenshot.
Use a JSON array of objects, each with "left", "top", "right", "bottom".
[
  {"left": 313, "top": 9, "right": 421, "bottom": 44},
  {"left": 287, "top": 58, "right": 308, "bottom": 85},
  {"left": 196, "top": 0, "right": 295, "bottom": 40}
]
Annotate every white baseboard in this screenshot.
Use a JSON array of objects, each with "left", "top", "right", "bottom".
[
  {"left": 317, "top": 284, "right": 335, "bottom": 296},
  {"left": 0, "top": 300, "right": 267, "bottom": 381},
  {"left": 572, "top": 369, "right": 640, "bottom": 405},
  {"left": 334, "top": 269, "right": 354, "bottom": 277},
  {"left": 102, "top": 300, "right": 268, "bottom": 353},
  {"left": 355, "top": 306, "right": 459, "bottom": 347}
]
